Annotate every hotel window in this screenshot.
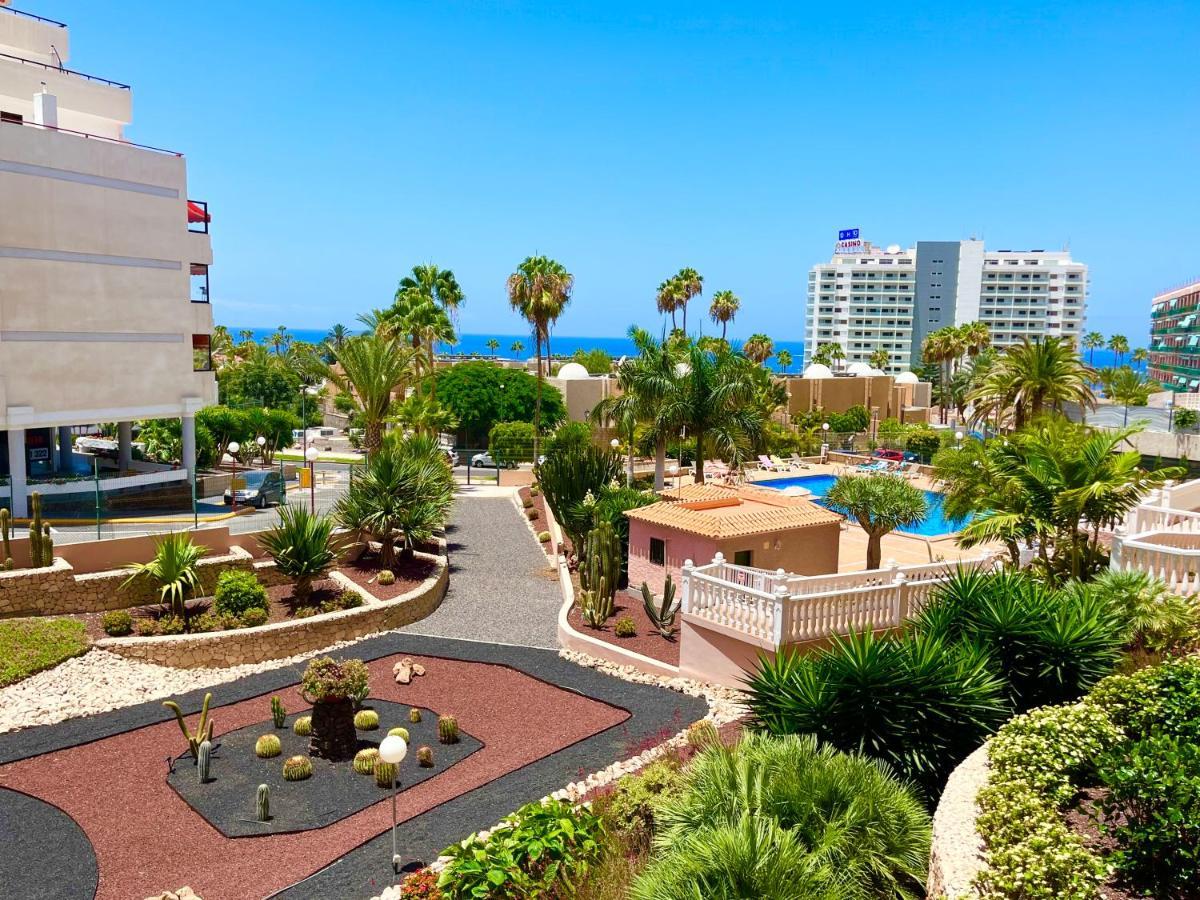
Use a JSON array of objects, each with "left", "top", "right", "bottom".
[
  {"left": 193, "top": 334, "right": 213, "bottom": 372},
  {"left": 649, "top": 537, "right": 665, "bottom": 566}
]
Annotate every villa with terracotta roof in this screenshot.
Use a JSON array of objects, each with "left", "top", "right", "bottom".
[{"left": 625, "top": 482, "right": 842, "bottom": 593}]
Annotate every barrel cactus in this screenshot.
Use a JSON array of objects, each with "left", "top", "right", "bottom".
[
  {"left": 437, "top": 715, "right": 460, "bottom": 745},
  {"left": 354, "top": 709, "right": 380, "bottom": 730},
  {"left": 255, "top": 734, "right": 282, "bottom": 758},
  {"left": 292, "top": 715, "right": 312, "bottom": 736},
  {"left": 256, "top": 784, "right": 270, "bottom": 822},
  {"left": 271, "top": 696, "right": 286, "bottom": 729},
  {"left": 417, "top": 746, "right": 434, "bottom": 768},
  {"left": 283, "top": 755, "right": 313, "bottom": 781},
  {"left": 409, "top": 708, "right": 422, "bottom": 724},
  {"left": 374, "top": 760, "right": 397, "bottom": 788},
  {"left": 686, "top": 719, "right": 720, "bottom": 751},
  {"left": 353, "top": 748, "right": 380, "bottom": 775},
  {"left": 387, "top": 727, "right": 410, "bottom": 741}
]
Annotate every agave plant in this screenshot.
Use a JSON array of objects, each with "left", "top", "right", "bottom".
[
  {"left": 259, "top": 505, "right": 343, "bottom": 605},
  {"left": 122, "top": 532, "right": 207, "bottom": 628}
]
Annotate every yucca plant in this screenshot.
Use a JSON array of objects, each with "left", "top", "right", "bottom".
[
  {"left": 122, "top": 532, "right": 207, "bottom": 629},
  {"left": 259, "top": 505, "right": 343, "bottom": 605},
  {"left": 745, "top": 629, "right": 1007, "bottom": 798}
]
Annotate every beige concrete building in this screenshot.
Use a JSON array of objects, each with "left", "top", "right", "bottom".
[
  {"left": 781, "top": 368, "right": 932, "bottom": 424},
  {"left": 546, "top": 362, "right": 620, "bottom": 438},
  {"left": 0, "top": 6, "right": 216, "bottom": 514}
]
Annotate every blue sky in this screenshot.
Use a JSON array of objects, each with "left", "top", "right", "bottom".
[{"left": 41, "top": 1, "right": 1200, "bottom": 344}]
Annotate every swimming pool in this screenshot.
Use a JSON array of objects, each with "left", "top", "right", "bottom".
[{"left": 759, "top": 474, "right": 970, "bottom": 537}]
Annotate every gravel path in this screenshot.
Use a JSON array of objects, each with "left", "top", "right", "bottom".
[{"left": 399, "top": 495, "right": 561, "bottom": 649}]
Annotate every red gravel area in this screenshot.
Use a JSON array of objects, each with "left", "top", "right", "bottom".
[
  {"left": 338, "top": 553, "right": 440, "bottom": 600},
  {"left": 520, "top": 487, "right": 565, "bottom": 558},
  {"left": 0, "top": 655, "right": 629, "bottom": 900},
  {"left": 566, "top": 580, "right": 680, "bottom": 666}
]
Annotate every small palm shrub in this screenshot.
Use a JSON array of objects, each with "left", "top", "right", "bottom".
[
  {"left": 746, "top": 629, "right": 1007, "bottom": 797},
  {"left": 1067, "top": 569, "right": 1198, "bottom": 658},
  {"left": 259, "top": 505, "right": 343, "bottom": 604},
  {"left": 633, "top": 733, "right": 931, "bottom": 899},
  {"left": 121, "top": 532, "right": 207, "bottom": 628},
  {"left": 213, "top": 569, "right": 268, "bottom": 617}
]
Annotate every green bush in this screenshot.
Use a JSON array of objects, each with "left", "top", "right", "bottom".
[
  {"left": 905, "top": 428, "right": 941, "bottom": 461},
  {"left": 593, "top": 757, "right": 684, "bottom": 852},
  {"left": 488, "top": 421, "right": 537, "bottom": 466},
  {"left": 260, "top": 505, "right": 343, "bottom": 604},
  {"left": 1067, "top": 569, "right": 1198, "bottom": 657},
  {"left": 101, "top": 609, "right": 133, "bottom": 637},
  {"left": 544, "top": 421, "right": 594, "bottom": 456},
  {"left": 746, "top": 629, "right": 1007, "bottom": 797},
  {"left": 437, "top": 798, "right": 604, "bottom": 898},
  {"left": 614, "top": 615, "right": 636, "bottom": 637},
  {"left": 0, "top": 618, "right": 89, "bottom": 687},
  {"left": 213, "top": 569, "right": 268, "bottom": 618},
  {"left": 825, "top": 404, "right": 869, "bottom": 434},
  {"left": 319, "top": 590, "right": 363, "bottom": 613},
  {"left": 633, "top": 733, "right": 931, "bottom": 899},
  {"left": 1175, "top": 407, "right": 1198, "bottom": 432},
  {"left": 240, "top": 607, "right": 269, "bottom": 627}
]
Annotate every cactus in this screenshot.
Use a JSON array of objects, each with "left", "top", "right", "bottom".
[
  {"left": 437, "top": 715, "right": 460, "bottom": 745},
  {"left": 374, "top": 760, "right": 397, "bottom": 788},
  {"left": 292, "top": 715, "right": 312, "bottom": 736},
  {"left": 270, "top": 696, "right": 286, "bottom": 729},
  {"left": 41, "top": 524, "right": 53, "bottom": 567},
  {"left": 387, "top": 726, "right": 409, "bottom": 741},
  {"left": 578, "top": 589, "right": 614, "bottom": 628},
  {"left": 256, "top": 784, "right": 270, "bottom": 821},
  {"left": 197, "top": 739, "right": 212, "bottom": 783},
  {"left": 283, "top": 755, "right": 313, "bottom": 781},
  {"left": 417, "top": 745, "right": 434, "bottom": 768},
  {"left": 163, "top": 693, "right": 215, "bottom": 762},
  {"left": 353, "top": 748, "right": 380, "bottom": 775},
  {"left": 0, "top": 507, "right": 11, "bottom": 567},
  {"left": 378, "top": 570, "right": 396, "bottom": 586},
  {"left": 354, "top": 709, "right": 379, "bottom": 730},
  {"left": 408, "top": 707, "right": 422, "bottom": 724},
  {"left": 255, "top": 734, "right": 282, "bottom": 758},
  {"left": 578, "top": 521, "right": 620, "bottom": 602},
  {"left": 641, "top": 574, "right": 680, "bottom": 638},
  {"left": 28, "top": 492, "right": 51, "bottom": 567},
  {"left": 686, "top": 719, "right": 721, "bottom": 751}
]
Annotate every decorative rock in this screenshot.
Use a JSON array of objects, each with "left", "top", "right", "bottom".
[{"left": 392, "top": 657, "right": 427, "bottom": 684}]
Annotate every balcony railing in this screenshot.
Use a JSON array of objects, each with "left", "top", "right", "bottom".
[
  {"left": 187, "top": 199, "right": 210, "bottom": 234},
  {"left": 0, "top": 6, "right": 66, "bottom": 26},
  {"left": 0, "top": 117, "right": 182, "bottom": 156},
  {"left": 0, "top": 51, "right": 130, "bottom": 89}
]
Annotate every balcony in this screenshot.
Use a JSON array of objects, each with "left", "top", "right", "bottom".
[
  {"left": 0, "top": 116, "right": 181, "bottom": 155},
  {"left": 0, "top": 50, "right": 130, "bottom": 90},
  {"left": 190, "top": 264, "right": 210, "bottom": 303},
  {"left": 187, "top": 199, "right": 209, "bottom": 234}
]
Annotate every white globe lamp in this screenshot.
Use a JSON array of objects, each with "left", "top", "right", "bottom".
[{"left": 380, "top": 734, "right": 408, "bottom": 871}]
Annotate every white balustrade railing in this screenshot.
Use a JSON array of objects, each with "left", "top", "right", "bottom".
[{"left": 1112, "top": 537, "right": 1200, "bottom": 595}]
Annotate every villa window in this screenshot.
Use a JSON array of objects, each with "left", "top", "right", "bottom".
[
  {"left": 649, "top": 537, "right": 665, "bottom": 566},
  {"left": 192, "top": 334, "right": 212, "bottom": 372}
]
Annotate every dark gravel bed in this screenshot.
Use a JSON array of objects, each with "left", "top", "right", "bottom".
[{"left": 0, "top": 787, "right": 97, "bottom": 900}]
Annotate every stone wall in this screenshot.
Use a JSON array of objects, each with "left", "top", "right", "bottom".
[
  {"left": 927, "top": 743, "right": 989, "bottom": 898},
  {"left": 95, "top": 552, "right": 448, "bottom": 668}
]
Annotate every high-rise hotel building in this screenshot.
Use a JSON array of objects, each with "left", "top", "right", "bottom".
[
  {"left": 1148, "top": 279, "right": 1200, "bottom": 392},
  {"left": 803, "top": 235, "right": 1088, "bottom": 372}
]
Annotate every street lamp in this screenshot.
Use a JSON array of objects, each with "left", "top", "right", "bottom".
[
  {"left": 1168, "top": 397, "right": 1176, "bottom": 432},
  {"left": 227, "top": 441, "right": 241, "bottom": 512},
  {"left": 256, "top": 434, "right": 267, "bottom": 468},
  {"left": 305, "top": 445, "right": 320, "bottom": 514},
  {"left": 379, "top": 734, "right": 408, "bottom": 873},
  {"left": 610, "top": 438, "right": 620, "bottom": 449},
  {"left": 955, "top": 431, "right": 965, "bottom": 444},
  {"left": 669, "top": 463, "right": 680, "bottom": 491},
  {"left": 300, "top": 384, "right": 319, "bottom": 459}
]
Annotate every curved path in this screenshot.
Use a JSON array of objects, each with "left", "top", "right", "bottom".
[
  {"left": 0, "top": 787, "right": 98, "bottom": 900},
  {"left": 399, "top": 494, "right": 561, "bottom": 649}
]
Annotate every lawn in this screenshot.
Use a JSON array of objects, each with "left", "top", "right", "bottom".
[{"left": 0, "top": 617, "right": 90, "bottom": 687}]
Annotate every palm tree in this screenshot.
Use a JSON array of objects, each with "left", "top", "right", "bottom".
[
  {"left": 968, "top": 336, "right": 1097, "bottom": 430},
  {"left": 1083, "top": 331, "right": 1105, "bottom": 366},
  {"left": 121, "top": 533, "right": 207, "bottom": 629},
  {"left": 1131, "top": 347, "right": 1148, "bottom": 368},
  {"left": 319, "top": 333, "right": 417, "bottom": 453},
  {"left": 385, "top": 292, "right": 456, "bottom": 397},
  {"left": 510, "top": 340, "right": 524, "bottom": 356},
  {"left": 1107, "top": 366, "right": 1160, "bottom": 426},
  {"left": 742, "top": 333, "right": 774, "bottom": 366},
  {"left": 776, "top": 349, "right": 793, "bottom": 373},
  {"left": 827, "top": 342, "right": 846, "bottom": 372},
  {"left": 923, "top": 327, "right": 965, "bottom": 423},
  {"left": 674, "top": 267, "right": 703, "bottom": 335},
  {"left": 485, "top": 338, "right": 500, "bottom": 357},
  {"left": 238, "top": 328, "right": 255, "bottom": 345},
  {"left": 397, "top": 264, "right": 464, "bottom": 322},
  {"left": 270, "top": 325, "right": 291, "bottom": 356},
  {"left": 708, "top": 290, "right": 740, "bottom": 340},
  {"left": 390, "top": 393, "right": 459, "bottom": 437},
  {"left": 960, "top": 321, "right": 991, "bottom": 357},
  {"left": 325, "top": 324, "right": 350, "bottom": 352},
  {"left": 869, "top": 348, "right": 890, "bottom": 370},
  {"left": 1108, "top": 334, "right": 1129, "bottom": 366},
  {"left": 507, "top": 255, "right": 574, "bottom": 461},
  {"left": 259, "top": 505, "right": 343, "bottom": 605},
  {"left": 825, "top": 474, "right": 927, "bottom": 569}
]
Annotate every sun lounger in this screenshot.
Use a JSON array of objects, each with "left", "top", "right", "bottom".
[
  {"left": 784, "top": 455, "right": 812, "bottom": 469},
  {"left": 757, "top": 455, "right": 779, "bottom": 471},
  {"left": 769, "top": 455, "right": 797, "bottom": 471}
]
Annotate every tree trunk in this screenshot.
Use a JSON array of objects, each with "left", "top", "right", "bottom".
[
  {"left": 721, "top": 320, "right": 728, "bottom": 341},
  {"left": 295, "top": 575, "right": 313, "bottom": 606},
  {"left": 534, "top": 335, "right": 543, "bottom": 463},
  {"left": 627, "top": 421, "right": 635, "bottom": 488},
  {"left": 654, "top": 435, "right": 667, "bottom": 491},
  {"left": 866, "top": 531, "right": 883, "bottom": 570},
  {"left": 379, "top": 535, "right": 396, "bottom": 570},
  {"left": 694, "top": 430, "right": 705, "bottom": 483},
  {"left": 308, "top": 697, "right": 358, "bottom": 761},
  {"left": 365, "top": 419, "right": 383, "bottom": 454},
  {"left": 428, "top": 344, "right": 438, "bottom": 401},
  {"left": 682, "top": 302, "right": 688, "bottom": 336}
]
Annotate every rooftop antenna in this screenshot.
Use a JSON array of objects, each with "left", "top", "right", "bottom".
[{"left": 50, "top": 44, "right": 63, "bottom": 69}]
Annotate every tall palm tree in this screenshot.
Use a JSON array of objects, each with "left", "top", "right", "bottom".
[
  {"left": 397, "top": 264, "right": 464, "bottom": 322},
  {"left": 325, "top": 323, "right": 350, "bottom": 352},
  {"left": 827, "top": 342, "right": 846, "bottom": 372},
  {"left": 960, "top": 321, "right": 991, "bottom": 357},
  {"left": 210, "top": 325, "right": 233, "bottom": 361},
  {"left": 923, "top": 327, "right": 964, "bottom": 423},
  {"left": 238, "top": 328, "right": 255, "bottom": 345},
  {"left": 708, "top": 290, "right": 741, "bottom": 340},
  {"left": 742, "top": 333, "right": 774, "bottom": 365},
  {"left": 1131, "top": 347, "right": 1148, "bottom": 368},
  {"left": 776, "top": 349, "right": 793, "bottom": 373},
  {"left": 270, "top": 325, "right": 291, "bottom": 356},
  {"left": 1108, "top": 366, "right": 1159, "bottom": 426},
  {"left": 656, "top": 277, "right": 683, "bottom": 331},
  {"left": 510, "top": 340, "right": 524, "bottom": 356},
  {"left": 485, "top": 338, "right": 500, "bottom": 357},
  {"left": 869, "top": 348, "right": 891, "bottom": 370},
  {"left": 1108, "top": 334, "right": 1129, "bottom": 367},
  {"left": 319, "top": 333, "right": 417, "bottom": 452},
  {"left": 674, "top": 267, "right": 704, "bottom": 335},
  {"left": 1082, "top": 331, "right": 1105, "bottom": 366},
  {"left": 967, "top": 337, "right": 1097, "bottom": 430},
  {"left": 507, "top": 255, "right": 574, "bottom": 461},
  {"left": 385, "top": 292, "right": 456, "bottom": 398}
]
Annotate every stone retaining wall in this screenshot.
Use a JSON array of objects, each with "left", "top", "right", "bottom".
[
  {"left": 927, "top": 743, "right": 989, "bottom": 898},
  {"left": 95, "top": 552, "right": 448, "bottom": 668}
]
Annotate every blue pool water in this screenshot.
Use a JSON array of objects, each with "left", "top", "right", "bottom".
[{"left": 759, "top": 474, "right": 970, "bottom": 537}]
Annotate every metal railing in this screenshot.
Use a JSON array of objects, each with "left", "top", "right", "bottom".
[
  {"left": 0, "top": 6, "right": 66, "bottom": 26},
  {"left": 0, "top": 117, "right": 182, "bottom": 156},
  {"left": 0, "top": 51, "right": 130, "bottom": 89}
]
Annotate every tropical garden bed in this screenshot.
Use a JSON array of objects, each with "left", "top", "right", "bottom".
[{"left": 565, "top": 583, "right": 680, "bottom": 666}]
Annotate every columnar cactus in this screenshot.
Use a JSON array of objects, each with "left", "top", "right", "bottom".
[
  {"left": 292, "top": 715, "right": 312, "bottom": 736},
  {"left": 437, "top": 715, "right": 460, "bottom": 745},
  {"left": 256, "top": 784, "right": 270, "bottom": 822},
  {"left": 282, "top": 755, "right": 313, "bottom": 781},
  {"left": 578, "top": 521, "right": 620, "bottom": 625},
  {"left": 0, "top": 507, "right": 12, "bottom": 569},
  {"left": 642, "top": 574, "right": 680, "bottom": 637},
  {"left": 28, "top": 492, "right": 51, "bottom": 567},
  {"left": 409, "top": 708, "right": 422, "bottom": 724},
  {"left": 163, "top": 693, "right": 215, "bottom": 761},
  {"left": 387, "top": 727, "right": 410, "bottom": 741},
  {"left": 353, "top": 748, "right": 380, "bottom": 775},
  {"left": 197, "top": 739, "right": 212, "bottom": 783},
  {"left": 255, "top": 734, "right": 282, "bottom": 758},
  {"left": 271, "top": 696, "right": 286, "bottom": 729},
  {"left": 354, "top": 709, "right": 380, "bottom": 730},
  {"left": 374, "top": 760, "right": 397, "bottom": 788},
  {"left": 417, "top": 746, "right": 434, "bottom": 768}
]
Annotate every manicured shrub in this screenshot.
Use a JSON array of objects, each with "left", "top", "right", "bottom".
[
  {"left": 282, "top": 755, "right": 313, "bottom": 781},
  {"left": 1068, "top": 569, "right": 1198, "bottom": 658},
  {"left": 437, "top": 715, "right": 459, "bottom": 745},
  {"left": 320, "top": 590, "right": 363, "bottom": 613},
  {"left": 614, "top": 615, "right": 636, "bottom": 638},
  {"left": 240, "top": 607, "right": 269, "bottom": 628},
  {"left": 538, "top": 531, "right": 551, "bottom": 543},
  {"left": 101, "top": 610, "right": 134, "bottom": 636},
  {"left": 0, "top": 618, "right": 89, "bottom": 687},
  {"left": 388, "top": 726, "right": 409, "bottom": 740},
  {"left": 377, "top": 570, "right": 396, "bottom": 586},
  {"left": 255, "top": 734, "right": 282, "bottom": 758},
  {"left": 135, "top": 618, "right": 158, "bottom": 637},
  {"left": 294, "top": 605, "right": 318, "bottom": 619},
  {"left": 213, "top": 568, "right": 268, "bottom": 618},
  {"left": 633, "top": 733, "right": 931, "bottom": 900},
  {"left": 292, "top": 715, "right": 312, "bottom": 736},
  {"left": 592, "top": 755, "right": 684, "bottom": 852},
  {"left": 157, "top": 615, "right": 186, "bottom": 635},
  {"left": 354, "top": 709, "right": 379, "bottom": 730},
  {"left": 353, "top": 748, "right": 379, "bottom": 775},
  {"left": 437, "top": 798, "right": 604, "bottom": 898},
  {"left": 399, "top": 868, "right": 442, "bottom": 899},
  {"left": 746, "top": 629, "right": 1007, "bottom": 797}
]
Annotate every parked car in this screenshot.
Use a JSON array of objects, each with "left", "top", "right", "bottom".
[
  {"left": 873, "top": 449, "right": 904, "bottom": 462},
  {"left": 224, "top": 469, "right": 287, "bottom": 508},
  {"left": 442, "top": 448, "right": 459, "bottom": 467},
  {"left": 470, "top": 451, "right": 518, "bottom": 469}
]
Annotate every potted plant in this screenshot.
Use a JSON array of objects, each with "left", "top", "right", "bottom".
[{"left": 300, "top": 656, "right": 369, "bottom": 760}]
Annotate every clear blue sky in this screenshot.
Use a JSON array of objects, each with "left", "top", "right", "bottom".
[{"left": 40, "top": 0, "right": 1200, "bottom": 344}]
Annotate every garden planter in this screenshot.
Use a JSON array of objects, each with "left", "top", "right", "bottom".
[{"left": 308, "top": 697, "right": 357, "bottom": 760}]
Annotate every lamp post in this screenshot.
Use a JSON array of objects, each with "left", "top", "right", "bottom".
[
  {"left": 669, "top": 463, "right": 680, "bottom": 491},
  {"left": 300, "top": 384, "right": 319, "bottom": 459},
  {"left": 227, "top": 441, "right": 241, "bottom": 512},
  {"left": 1168, "top": 397, "right": 1176, "bottom": 433},
  {"left": 379, "top": 734, "right": 408, "bottom": 873},
  {"left": 256, "top": 434, "right": 267, "bottom": 468},
  {"left": 821, "top": 421, "right": 830, "bottom": 462},
  {"left": 305, "top": 445, "right": 319, "bottom": 514}
]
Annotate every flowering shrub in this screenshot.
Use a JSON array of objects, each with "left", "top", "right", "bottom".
[
  {"left": 398, "top": 868, "right": 442, "bottom": 899},
  {"left": 299, "top": 656, "right": 369, "bottom": 703}
]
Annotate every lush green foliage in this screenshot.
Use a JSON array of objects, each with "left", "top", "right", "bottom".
[
  {"left": 746, "top": 629, "right": 1007, "bottom": 797},
  {"left": 299, "top": 656, "right": 369, "bottom": 703},
  {"left": 212, "top": 569, "right": 269, "bottom": 618},
  {"left": 0, "top": 618, "right": 89, "bottom": 687},
  {"left": 542, "top": 420, "right": 593, "bottom": 457},
  {"left": 633, "top": 733, "right": 931, "bottom": 899},
  {"left": 593, "top": 757, "right": 685, "bottom": 852},
  {"left": 121, "top": 533, "right": 207, "bottom": 625},
  {"left": 904, "top": 427, "right": 941, "bottom": 461},
  {"left": 433, "top": 361, "right": 566, "bottom": 447},
  {"left": 437, "top": 798, "right": 604, "bottom": 898},
  {"left": 1175, "top": 407, "right": 1198, "bottom": 432},
  {"left": 571, "top": 347, "right": 613, "bottom": 374},
  {"left": 259, "top": 505, "right": 343, "bottom": 603},
  {"left": 487, "top": 421, "right": 536, "bottom": 465},
  {"left": 319, "top": 332, "right": 418, "bottom": 451},
  {"left": 968, "top": 336, "right": 1097, "bottom": 429},
  {"left": 1065, "top": 569, "right": 1198, "bottom": 658},
  {"left": 536, "top": 443, "right": 622, "bottom": 551},
  {"left": 100, "top": 609, "right": 133, "bottom": 636},
  {"left": 824, "top": 474, "right": 927, "bottom": 569},
  {"left": 825, "top": 404, "right": 870, "bottom": 434}
]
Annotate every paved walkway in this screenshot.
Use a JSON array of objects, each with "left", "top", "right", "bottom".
[{"left": 399, "top": 493, "right": 562, "bottom": 649}]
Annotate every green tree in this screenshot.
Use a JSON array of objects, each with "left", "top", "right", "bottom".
[
  {"left": 510, "top": 340, "right": 524, "bottom": 356},
  {"left": 217, "top": 343, "right": 303, "bottom": 410},
  {"left": 571, "top": 347, "right": 613, "bottom": 374},
  {"left": 319, "top": 333, "right": 417, "bottom": 453},
  {"left": 1108, "top": 333, "right": 1130, "bottom": 366},
  {"left": 708, "top": 289, "right": 740, "bottom": 340},
  {"left": 968, "top": 336, "right": 1097, "bottom": 430},
  {"left": 485, "top": 338, "right": 500, "bottom": 356},
  {"left": 1107, "top": 366, "right": 1160, "bottom": 425},
  {"left": 825, "top": 474, "right": 927, "bottom": 569},
  {"left": 325, "top": 324, "right": 350, "bottom": 353},
  {"left": 372, "top": 292, "right": 455, "bottom": 398},
  {"left": 488, "top": 421, "right": 537, "bottom": 465},
  {"left": 433, "top": 361, "right": 565, "bottom": 448},
  {"left": 742, "top": 333, "right": 774, "bottom": 365},
  {"left": 1083, "top": 331, "right": 1105, "bottom": 366},
  {"left": 244, "top": 407, "right": 301, "bottom": 465},
  {"left": 259, "top": 506, "right": 343, "bottom": 605},
  {"left": 775, "top": 348, "right": 793, "bottom": 373},
  {"left": 196, "top": 405, "right": 251, "bottom": 464},
  {"left": 869, "top": 347, "right": 891, "bottom": 370},
  {"left": 390, "top": 394, "right": 458, "bottom": 437}
]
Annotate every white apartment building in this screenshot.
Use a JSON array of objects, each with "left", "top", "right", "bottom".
[
  {"left": 0, "top": 7, "right": 217, "bottom": 516},
  {"left": 804, "top": 236, "right": 1088, "bottom": 372}
]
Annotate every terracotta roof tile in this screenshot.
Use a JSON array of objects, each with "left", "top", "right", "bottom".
[{"left": 627, "top": 482, "right": 842, "bottom": 539}]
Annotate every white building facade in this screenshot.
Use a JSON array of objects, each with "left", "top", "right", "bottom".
[
  {"left": 804, "top": 236, "right": 1088, "bottom": 372},
  {"left": 0, "top": 6, "right": 217, "bottom": 515}
]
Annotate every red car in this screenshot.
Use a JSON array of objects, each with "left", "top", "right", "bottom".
[{"left": 873, "top": 449, "right": 904, "bottom": 462}]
